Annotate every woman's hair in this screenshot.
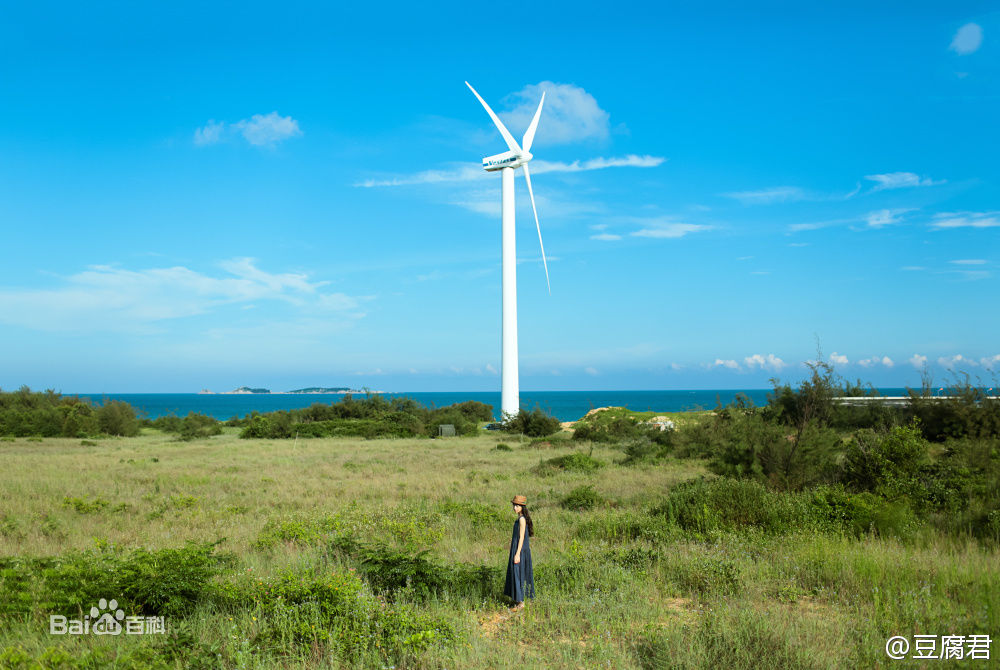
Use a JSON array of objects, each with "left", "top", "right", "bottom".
[{"left": 519, "top": 506, "right": 535, "bottom": 537}]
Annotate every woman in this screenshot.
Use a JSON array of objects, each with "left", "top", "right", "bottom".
[{"left": 504, "top": 494, "right": 535, "bottom": 611}]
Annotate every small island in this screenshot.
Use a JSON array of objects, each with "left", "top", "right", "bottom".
[
  {"left": 286, "top": 387, "right": 357, "bottom": 394},
  {"left": 199, "top": 386, "right": 364, "bottom": 395}
]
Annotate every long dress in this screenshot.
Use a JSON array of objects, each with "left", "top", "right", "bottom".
[{"left": 503, "top": 515, "right": 534, "bottom": 602}]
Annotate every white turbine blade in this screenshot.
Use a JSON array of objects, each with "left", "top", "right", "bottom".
[
  {"left": 465, "top": 81, "right": 522, "bottom": 154},
  {"left": 522, "top": 163, "right": 550, "bottom": 294},
  {"left": 522, "top": 91, "right": 545, "bottom": 153}
]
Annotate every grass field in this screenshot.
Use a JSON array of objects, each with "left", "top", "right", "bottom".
[{"left": 0, "top": 427, "right": 997, "bottom": 669}]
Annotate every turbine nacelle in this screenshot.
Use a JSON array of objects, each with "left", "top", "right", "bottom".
[{"left": 482, "top": 150, "right": 533, "bottom": 172}]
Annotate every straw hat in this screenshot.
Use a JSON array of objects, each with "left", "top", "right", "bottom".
[{"left": 511, "top": 495, "right": 527, "bottom": 506}]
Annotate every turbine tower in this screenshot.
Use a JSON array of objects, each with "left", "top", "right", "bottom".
[{"left": 465, "top": 82, "right": 550, "bottom": 420}]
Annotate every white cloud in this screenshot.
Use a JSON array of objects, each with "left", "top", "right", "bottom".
[
  {"left": 713, "top": 359, "right": 740, "bottom": 370},
  {"left": 234, "top": 112, "right": 302, "bottom": 146},
  {"left": 949, "top": 259, "right": 987, "bottom": 265},
  {"left": 830, "top": 352, "right": 849, "bottom": 365},
  {"left": 0, "top": 258, "right": 362, "bottom": 332},
  {"left": 590, "top": 233, "right": 622, "bottom": 241},
  {"left": 787, "top": 215, "right": 863, "bottom": 232},
  {"left": 950, "top": 23, "right": 983, "bottom": 55},
  {"left": 952, "top": 270, "right": 992, "bottom": 281},
  {"left": 629, "top": 221, "right": 712, "bottom": 239},
  {"left": 864, "top": 172, "right": 943, "bottom": 191},
  {"left": 485, "top": 363, "right": 498, "bottom": 375},
  {"left": 355, "top": 155, "right": 663, "bottom": 187},
  {"left": 531, "top": 155, "right": 665, "bottom": 174},
  {"left": 584, "top": 367, "right": 599, "bottom": 376},
  {"left": 909, "top": 354, "right": 927, "bottom": 368},
  {"left": 938, "top": 354, "right": 977, "bottom": 368},
  {"left": 866, "top": 209, "right": 910, "bottom": 228},
  {"left": 901, "top": 266, "right": 926, "bottom": 271},
  {"left": 193, "top": 120, "right": 225, "bottom": 146},
  {"left": 980, "top": 355, "right": 1000, "bottom": 370},
  {"left": 931, "top": 211, "right": 1000, "bottom": 229},
  {"left": 501, "top": 81, "right": 611, "bottom": 144},
  {"left": 722, "top": 186, "right": 806, "bottom": 205},
  {"left": 858, "top": 356, "right": 894, "bottom": 368},
  {"left": 743, "top": 354, "right": 786, "bottom": 371},
  {"left": 194, "top": 112, "right": 302, "bottom": 147}
]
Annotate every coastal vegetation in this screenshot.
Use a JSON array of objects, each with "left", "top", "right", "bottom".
[{"left": 0, "top": 368, "right": 997, "bottom": 667}]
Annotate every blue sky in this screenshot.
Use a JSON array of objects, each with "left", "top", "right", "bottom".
[{"left": 1, "top": 2, "right": 997, "bottom": 393}]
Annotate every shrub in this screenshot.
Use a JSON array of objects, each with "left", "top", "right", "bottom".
[
  {"left": 238, "top": 394, "right": 493, "bottom": 440},
  {"left": 436, "top": 500, "right": 506, "bottom": 530},
  {"left": 214, "top": 566, "right": 456, "bottom": 663},
  {"left": 665, "top": 555, "right": 741, "bottom": 595},
  {"left": 573, "top": 409, "right": 673, "bottom": 447},
  {"left": 449, "top": 400, "right": 494, "bottom": 422},
  {"left": 503, "top": 407, "right": 562, "bottom": 437},
  {"left": 95, "top": 400, "right": 140, "bottom": 437},
  {"left": 809, "top": 484, "right": 919, "bottom": 538},
  {"left": 651, "top": 476, "right": 828, "bottom": 535},
  {"left": 61, "top": 496, "right": 109, "bottom": 514},
  {"left": 904, "top": 375, "right": 1000, "bottom": 441},
  {"left": 534, "top": 452, "right": 605, "bottom": 474},
  {"left": 0, "top": 388, "right": 110, "bottom": 437},
  {"left": 0, "top": 540, "right": 232, "bottom": 619},
  {"left": 424, "top": 408, "right": 476, "bottom": 437},
  {"left": 840, "top": 421, "right": 978, "bottom": 515},
  {"left": 561, "top": 484, "right": 605, "bottom": 510},
  {"left": 621, "top": 439, "right": 672, "bottom": 464}
]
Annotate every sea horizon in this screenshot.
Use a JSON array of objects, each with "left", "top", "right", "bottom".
[{"left": 66, "top": 388, "right": 916, "bottom": 422}]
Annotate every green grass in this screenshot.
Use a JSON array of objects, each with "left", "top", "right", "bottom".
[{"left": 0, "top": 432, "right": 996, "bottom": 668}]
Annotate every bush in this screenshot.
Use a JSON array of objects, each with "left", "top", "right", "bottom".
[
  {"left": 685, "top": 400, "right": 841, "bottom": 491},
  {"left": 903, "top": 375, "right": 1000, "bottom": 441},
  {"left": 151, "top": 413, "right": 222, "bottom": 440},
  {"left": 0, "top": 388, "right": 110, "bottom": 437},
  {"left": 665, "top": 555, "right": 741, "bottom": 595},
  {"left": 213, "top": 565, "right": 457, "bottom": 664},
  {"left": 238, "top": 394, "right": 495, "bottom": 440},
  {"left": 809, "top": 484, "right": 920, "bottom": 539},
  {"left": 840, "top": 421, "right": 977, "bottom": 514},
  {"left": 534, "top": 452, "right": 605, "bottom": 474},
  {"left": 503, "top": 407, "right": 562, "bottom": 437},
  {"left": 651, "top": 476, "right": 829, "bottom": 536},
  {"left": 561, "top": 484, "right": 605, "bottom": 510},
  {"left": 0, "top": 540, "right": 232, "bottom": 619},
  {"left": 95, "top": 400, "right": 140, "bottom": 437},
  {"left": 572, "top": 408, "right": 673, "bottom": 447}
]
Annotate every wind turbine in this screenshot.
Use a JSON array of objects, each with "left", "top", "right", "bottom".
[{"left": 465, "top": 81, "right": 550, "bottom": 420}]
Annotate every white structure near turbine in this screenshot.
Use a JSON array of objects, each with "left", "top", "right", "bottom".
[{"left": 466, "top": 82, "right": 551, "bottom": 420}]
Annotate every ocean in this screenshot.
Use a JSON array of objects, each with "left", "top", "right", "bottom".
[{"left": 75, "top": 389, "right": 912, "bottom": 422}]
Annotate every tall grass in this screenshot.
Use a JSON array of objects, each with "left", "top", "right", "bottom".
[{"left": 0, "top": 431, "right": 995, "bottom": 668}]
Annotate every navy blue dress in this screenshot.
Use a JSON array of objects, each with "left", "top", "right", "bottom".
[{"left": 503, "top": 515, "right": 534, "bottom": 602}]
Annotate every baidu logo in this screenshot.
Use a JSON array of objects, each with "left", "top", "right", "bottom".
[{"left": 49, "top": 598, "right": 165, "bottom": 636}]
